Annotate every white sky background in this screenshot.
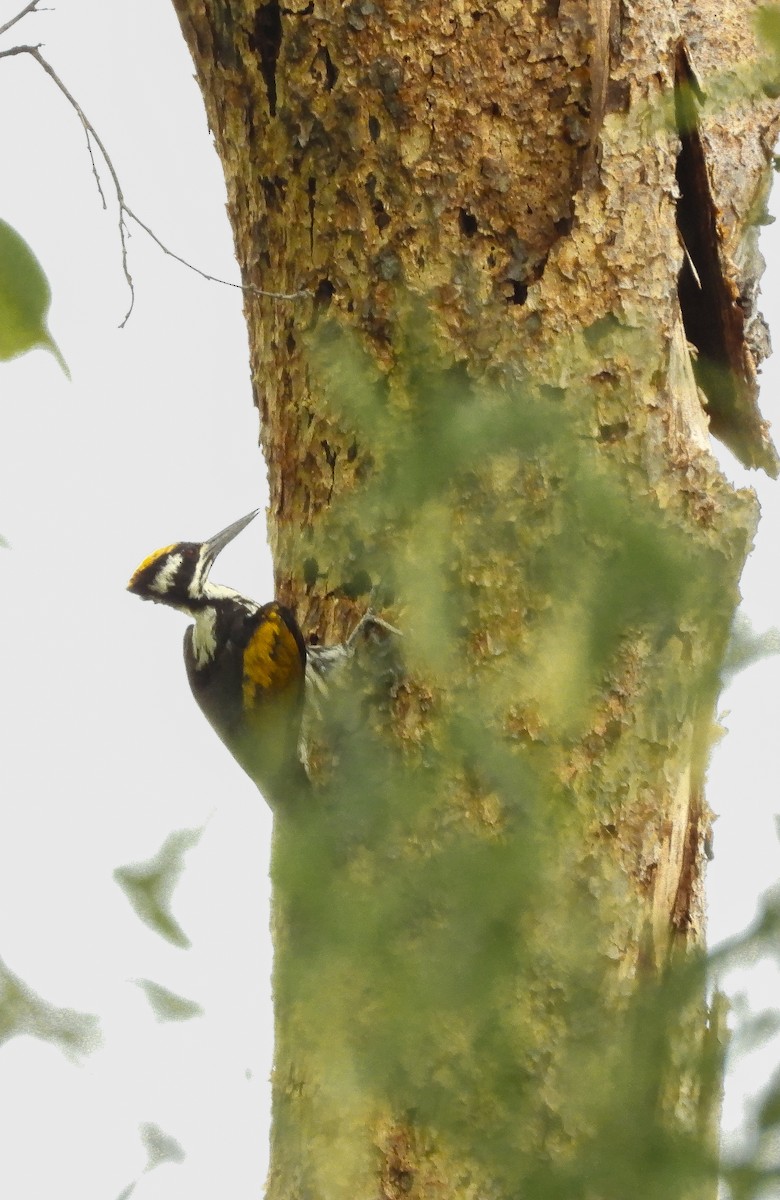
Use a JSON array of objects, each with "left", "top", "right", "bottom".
[{"left": 0, "top": 2, "right": 778, "bottom": 1197}]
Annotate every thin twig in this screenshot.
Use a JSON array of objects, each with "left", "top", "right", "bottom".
[
  {"left": 83, "top": 128, "right": 108, "bottom": 211},
  {"left": 680, "top": 234, "right": 702, "bottom": 290},
  {"left": 0, "top": 43, "right": 312, "bottom": 325},
  {"left": 126, "top": 206, "right": 312, "bottom": 301},
  {"left": 0, "top": 0, "right": 43, "bottom": 39}
]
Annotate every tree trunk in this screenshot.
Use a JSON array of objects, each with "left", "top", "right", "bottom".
[{"left": 170, "top": 2, "right": 779, "bottom": 1196}]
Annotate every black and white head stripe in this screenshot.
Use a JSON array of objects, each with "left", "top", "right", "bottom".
[
  {"left": 127, "top": 541, "right": 203, "bottom": 606},
  {"left": 127, "top": 509, "right": 260, "bottom": 610}
]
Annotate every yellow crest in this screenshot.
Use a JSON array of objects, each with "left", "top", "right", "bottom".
[{"left": 127, "top": 544, "right": 176, "bottom": 587}]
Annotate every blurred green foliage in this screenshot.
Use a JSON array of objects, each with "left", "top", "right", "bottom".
[
  {"left": 758, "top": 6, "right": 780, "bottom": 64},
  {"left": 114, "top": 829, "right": 201, "bottom": 948},
  {"left": 258, "top": 313, "right": 777, "bottom": 1199},
  {"left": 723, "top": 613, "right": 780, "bottom": 683},
  {"left": 0, "top": 954, "right": 98, "bottom": 1056},
  {"left": 134, "top": 978, "right": 203, "bottom": 1022},
  {"left": 304, "top": 311, "right": 734, "bottom": 733},
  {"left": 139, "top": 1121, "right": 186, "bottom": 1169}
]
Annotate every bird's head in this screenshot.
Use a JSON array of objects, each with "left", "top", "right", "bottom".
[{"left": 127, "top": 510, "right": 259, "bottom": 614}]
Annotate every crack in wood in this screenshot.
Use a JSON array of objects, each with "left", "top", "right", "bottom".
[
  {"left": 307, "top": 175, "right": 316, "bottom": 254},
  {"left": 249, "top": 0, "right": 282, "bottom": 117},
  {"left": 674, "top": 42, "right": 779, "bottom": 475}
]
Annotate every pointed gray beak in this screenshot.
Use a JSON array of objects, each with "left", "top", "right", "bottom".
[{"left": 201, "top": 509, "right": 260, "bottom": 572}]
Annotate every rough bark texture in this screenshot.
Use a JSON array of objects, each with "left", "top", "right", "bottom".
[{"left": 170, "top": 2, "right": 778, "bottom": 1196}]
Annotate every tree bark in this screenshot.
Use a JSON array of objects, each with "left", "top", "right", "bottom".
[{"left": 170, "top": 2, "right": 779, "bottom": 1196}]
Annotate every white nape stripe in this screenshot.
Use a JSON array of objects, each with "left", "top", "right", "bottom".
[
  {"left": 191, "top": 606, "right": 218, "bottom": 666},
  {"left": 200, "top": 583, "right": 246, "bottom": 603},
  {"left": 190, "top": 549, "right": 210, "bottom": 599},
  {"left": 150, "top": 553, "right": 183, "bottom": 595},
  {"left": 190, "top": 592, "right": 259, "bottom": 666}
]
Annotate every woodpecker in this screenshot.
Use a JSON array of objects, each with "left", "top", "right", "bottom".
[
  {"left": 127, "top": 511, "right": 396, "bottom": 805},
  {"left": 127, "top": 510, "right": 315, "bottom": 804}
]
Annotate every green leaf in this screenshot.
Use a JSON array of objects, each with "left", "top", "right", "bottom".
[{"left": 0, "top": 219, "right": 69, "bottom": 376}]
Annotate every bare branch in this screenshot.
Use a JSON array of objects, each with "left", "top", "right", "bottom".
[
  {"left": 0, "top": 42, "right": 312, "bottom": 325},
  {"left": 0, "top": 0, "right": 43, "bottom": 40},
  {"left": 0, "top": 42, "right": 137, "bottom": 321}
]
